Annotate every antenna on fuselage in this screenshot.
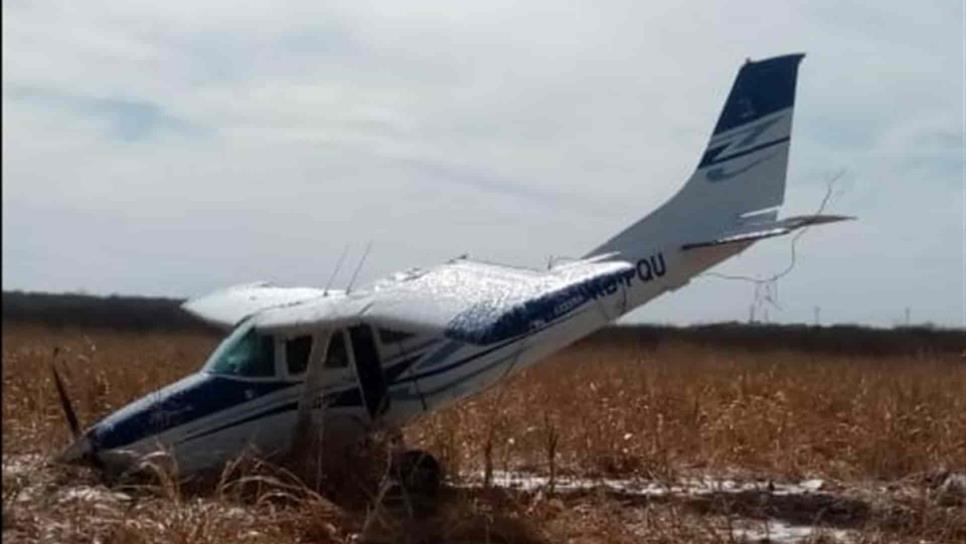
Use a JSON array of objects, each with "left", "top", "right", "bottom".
[
  {"left": 346, "top": 241, "right": 372, "bottom": 294},
  {"left": 323, "top": 244, "right": 350, "bottom": 297}
]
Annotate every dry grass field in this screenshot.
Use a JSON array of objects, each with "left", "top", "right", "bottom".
[{"left": 3, "top": 322, "right": 965, "bottom": 543}]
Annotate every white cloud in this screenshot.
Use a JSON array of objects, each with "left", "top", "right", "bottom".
[{"left": 3, "top": 1, "right": 963, "bottom": 327}]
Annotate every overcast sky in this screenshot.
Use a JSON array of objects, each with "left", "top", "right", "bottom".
[{"left": 3, "top": 2, "right": 964, "bottom": 328}]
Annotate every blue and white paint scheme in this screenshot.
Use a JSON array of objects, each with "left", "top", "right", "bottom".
[{"left": 59, "top": 54, "right": 851, "bottom": 475}]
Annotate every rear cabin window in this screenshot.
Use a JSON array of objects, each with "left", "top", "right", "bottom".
[
  {"left": 285, "top": 336, "right": 313, "bottom": 375},
  {"left": 324, "top": 332, "right": 349, "bottom": 368},
  {"left": 207, "top": 329, "right": 276, "bottom": 378}
]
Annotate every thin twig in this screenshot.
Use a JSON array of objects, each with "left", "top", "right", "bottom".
[{"left": 700, "top": 170, "right": 846, "bottom": 315}]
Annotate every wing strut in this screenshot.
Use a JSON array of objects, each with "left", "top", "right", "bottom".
[{"left": 290, "top": 331, "right": 332, "bottom": 469}]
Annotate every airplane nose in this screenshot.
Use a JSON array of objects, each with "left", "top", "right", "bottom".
[{"left": 57, "top": 433, "right": 94, "bottom": 465}]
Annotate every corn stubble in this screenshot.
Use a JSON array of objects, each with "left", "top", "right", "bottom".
[{"left": 3, "top": 324, "right": 964, "bottom": 543}]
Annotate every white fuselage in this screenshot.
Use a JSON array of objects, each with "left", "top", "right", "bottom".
[{"left": 84, "top": 242, "right": 747, "bottom": 476}]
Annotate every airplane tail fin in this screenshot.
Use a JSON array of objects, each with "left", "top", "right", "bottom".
[{"left": 589, "top": 54, "right": 808, "bottom": 259}]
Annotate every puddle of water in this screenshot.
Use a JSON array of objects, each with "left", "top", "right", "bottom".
[
  {"left": 732, "top": 519, "right": 851, "bottom": 543},
  {"left": 465, "top": 470, "right": 827, "bottom": 498},
  {"left": 462, "top": 471, "right": 855, "bottom": 543}
]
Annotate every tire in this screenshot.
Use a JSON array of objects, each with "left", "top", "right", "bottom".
[{"left": 390, "top": 449, "right": 442, "bottom": 500}]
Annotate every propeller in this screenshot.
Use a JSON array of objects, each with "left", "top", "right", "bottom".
[
  {"left": 51, "top": 347, "right": 104, "bottom": 470},
  {"left": 50, "top": 348, "right": 81, "bottom": 440}
]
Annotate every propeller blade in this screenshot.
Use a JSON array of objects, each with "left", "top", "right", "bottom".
[{"left": 50, "top": 349, "right": 81, "bottom": 440}]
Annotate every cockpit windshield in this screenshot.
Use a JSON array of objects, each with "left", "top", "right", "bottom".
[{"left": 203, "top": 322, "right": 276, "bottom": 378}]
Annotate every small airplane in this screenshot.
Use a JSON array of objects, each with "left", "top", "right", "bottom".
[{"left": 56, "top": 53, "right": 850, "bottom": 489}]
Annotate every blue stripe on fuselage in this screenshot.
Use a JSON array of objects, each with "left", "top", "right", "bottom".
[
  {"left": 91, "top": 376, "right": 297, "bottom": 451},
  {"left": 103, "top": 350, "right": 430, "bottom": 450},
  {"left": 397, "top": 304, "right": 593, "bottom": 389},
  {"left": 443, "top": 267, "right": 633, "bottom": 345}
]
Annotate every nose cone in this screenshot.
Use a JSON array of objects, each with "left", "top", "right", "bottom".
[
  {"left": 53, "top": 373, "right": 211, "bottom": 471},
  {"left": 88, "top": 373, "right": 211, "bottom": 453},
  {"left": 54, "top": 372, "right": 297, "bottom": 476}
]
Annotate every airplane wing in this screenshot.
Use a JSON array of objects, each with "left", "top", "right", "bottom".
[
  {"left": 182, "top": 282, "right": 332, "bottom": 329},
  {"left": 251, "top": 259, "right": 634, "bottom": 345}
]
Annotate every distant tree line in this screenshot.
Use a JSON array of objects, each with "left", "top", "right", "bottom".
[
  {"left": 587, "top": 321, "right": 965, "bottom": 358},
  {"left": 2, "top": 291, "right": 213, "bottom": 332},
  {"left": 3, "top": 291, "right": 963, "bottom": 357}
]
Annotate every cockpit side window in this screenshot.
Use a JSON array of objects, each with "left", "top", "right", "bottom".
[
  {"left": 324, "top": 331, "right": 349, "bottom": 368},
  {"left": 206, "top": 328, "right": 276, "bottom": 377},
  {"left": 377, "top": 328, "right": 415, "bottom": 344},
  {"left": 285, "top": 336, "right": 313, "bottom": 376}
]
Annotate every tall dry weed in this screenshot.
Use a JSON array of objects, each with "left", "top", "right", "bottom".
[
  {"left": 4, "top": 323, "right": 964, "bottom": 543},
  {"left": 407, "top": 339, "right": 966, "bottom": 482}
]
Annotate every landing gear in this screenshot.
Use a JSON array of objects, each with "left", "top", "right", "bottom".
[
  {"left": 383, "top": 449, "right": 442, "bottom": 516},
  {"left": 391, "top": 449, "right": 442, "bottom": 499}
]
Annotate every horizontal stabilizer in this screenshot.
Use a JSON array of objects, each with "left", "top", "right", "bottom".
[{"left": 681, "top": 214, "right": 854, "bottom": 250}]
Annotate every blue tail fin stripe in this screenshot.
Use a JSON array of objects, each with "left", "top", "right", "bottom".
[
  {"left": 698, "top": 136, "right": 790, "bottom": 169},
  {"left": 712, "top": 54, "right": 804, "bottom": 135}
]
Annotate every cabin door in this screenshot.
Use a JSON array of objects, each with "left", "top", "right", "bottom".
[{"left": 348, "top": 325, "right": 389, "bottom": 420}]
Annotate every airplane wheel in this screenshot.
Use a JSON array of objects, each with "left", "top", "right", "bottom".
[{"left": 390, "top": 449, "right": 442, "bottom": 501}]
